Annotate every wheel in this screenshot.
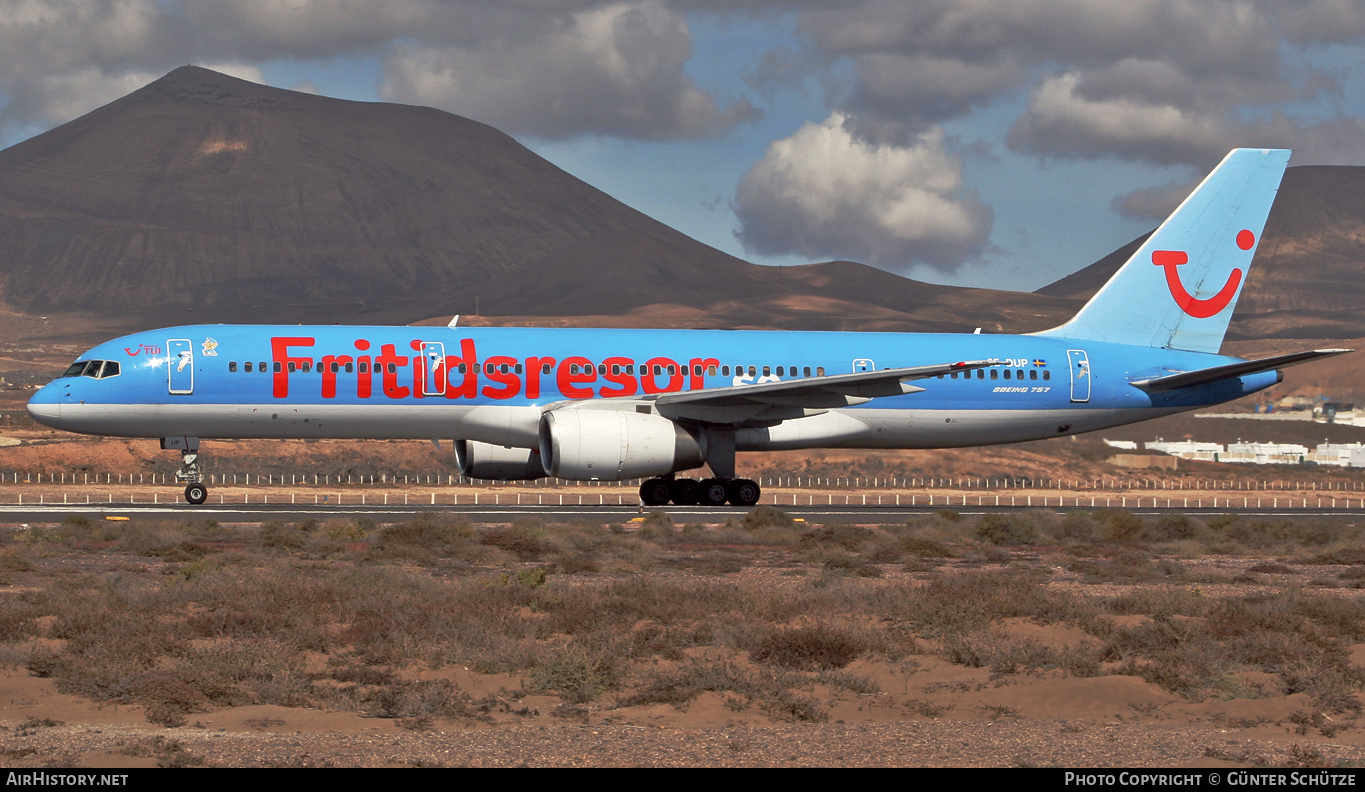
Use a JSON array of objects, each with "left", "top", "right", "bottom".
[
  {"left": 640, "top": 478, "right": 672, "bottom": 506},
  {"left": 184, "top": 483, "right": 208, "bottom": 505},
  {"left": 727, "top": 478, "right": 760, "bottom": 507},
  {"left": 698, "top": 478, "right": 729, "bottom": 506},
  {"left": 670, "top": 478, "right": 700, "bottom": 505}
]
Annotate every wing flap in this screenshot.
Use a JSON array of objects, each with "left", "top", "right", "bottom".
[{"left": 653, "top": 360, "right": 999, "bottom": 410}]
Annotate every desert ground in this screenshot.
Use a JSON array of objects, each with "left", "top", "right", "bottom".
[{"left": 0, "top": 501, "right": 1364, "bottom": 767}]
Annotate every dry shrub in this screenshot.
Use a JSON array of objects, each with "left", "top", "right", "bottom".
[
  {"left": 973, "top": 513, "right": 1039, "bottom": 545},
  {"left": 799, "top": 525, "right": 874, "bottom": 551},
  {"left": 749, "top": 625, "right": 865, "bottom": 670},
  {"left": 619, "top": 660, "right": 826, "bottom": 722},
  {"left": 741, "top": 505, "right": 795, "bottom": 531},
  {"left": 480, "top": 524, "right": 551, "bottom": 560},
  {"left": 527, "top": 648, "right": 617, "bottom": 703},
  {"left": 941, "top": 631, "right": 1101, "bottom": 677},
  {"left": 355, "top": 679, "right": 475, "bottom": 720},
  {"left": 900, "top": 536, "right": 956, "bottom": 559}
]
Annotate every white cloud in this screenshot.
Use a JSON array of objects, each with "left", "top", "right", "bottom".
[
  {"left": 734, "top": 114, "right": 992, "bottom": 270},
  {"left": 379, "top": 1, "right": 758, "bottom": 139},
  {"left": 1007, "top": 72, "right": 1229, "bottom": 165},
  {"left": 0, "top": 0, "right": 753, "bottom": 142},
  {"left": 1009, "top": 71, "right": 1365, "bottom": 167},
  {"left": 25, "top": 68, "right": 162, "bottom": 126}
]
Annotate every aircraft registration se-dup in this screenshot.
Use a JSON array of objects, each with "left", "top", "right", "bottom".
[{"left": 27, "top": 148, "right": 1349, "bottom": 506}]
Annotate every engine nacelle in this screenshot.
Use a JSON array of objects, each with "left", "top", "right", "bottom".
[
  {"left": 539, "top": 409, "right": 704, "bottom": 481},
  {"left": 454, "top": 439, "right": 546, "bottom": 481}
]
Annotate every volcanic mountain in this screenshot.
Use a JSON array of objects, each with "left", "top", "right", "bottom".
[{"left": 0, "top": 66, "right": 1075, "bottom": 333}]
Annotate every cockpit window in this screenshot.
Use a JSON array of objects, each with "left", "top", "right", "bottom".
[{"left": 60, "top": 360, "right": 121, "bottom": 379}]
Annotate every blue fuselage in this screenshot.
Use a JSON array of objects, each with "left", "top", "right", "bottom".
[{"left": 28, "top": 324, "right": 1276, "bottom": 450}]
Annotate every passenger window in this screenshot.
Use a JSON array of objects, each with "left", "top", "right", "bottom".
[
  {"left": 345, "top": 363, "right": 353, "bottom": 373},
  {"left": 977, "top": 370, "right": 984, "bottom": 379},
  {"left": 748, "top": 366, "right": 756, "bottom": 377},
  {"left": 1043, "top": 370, "right": 1051, "bottom": 380},
  {"left": 229, "top": 361, "right": 238, "bottom": 373},
  {"left": 515, "top": 364, "right": 523, "bottom": 374},
  {"left": 1029, "top": 370, "right": 1037, "bottom": 380},
  {"left": 990, "top": 369, "right": 998, "bottom": 379},
  {"left": 288, "top": 362, "right": 296, "bottom": 373},
  {"left": 245, "top": 362, "right": 253, "bottom": 373},
  {"left": 707, "top": 365, "right": 717, "bottom": 375},
  {"left": 388, "top": 363, "right": 397, "bottom": 374},
  {"left": 301, "top": 361, "right": 311, "bottom": 373},
  {"left": 816, "top": 367, "right": 825, "bottom": 376},
  {"left": 804, "top": 367, "right": 811, "bottom": 377},
  {"left": 274, "top": 362, "right": 282, "bottom": 373},
  {"left": 1003, "top": 370, "right": 1010, "bottom": 379},
  {"left": 259, "top": 362, "right": 266, "bottom": 373},
  {"left": 722, "top": 366, "right": 730, "bottom": 376}
]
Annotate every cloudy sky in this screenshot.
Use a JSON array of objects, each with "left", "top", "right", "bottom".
[{"left": 4, "top": 0, "right": 1365, "bottom": 291}]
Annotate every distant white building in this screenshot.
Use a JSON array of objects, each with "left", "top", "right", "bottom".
[
  {"left": 1309, "top": 442, "right": 1365, "bottom": 467},
  {"left": 1145, "top": 438, "right": 1223, "bottom": 461},
  {"left": 1223, "top": 441, "right": 1309, "bottom": 465},
  {"left": 1103, "top": 439, "right": 1138, "bottom": 450}
]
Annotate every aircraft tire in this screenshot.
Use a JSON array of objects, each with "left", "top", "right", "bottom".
[
  {"left": 640, "top": 478, "right": 671, "bottom": 506},
  {"left": 670, "top": 478, "right": 700, "bottom": 506},
  {"left": 727, "top": 478, "right": 760, "bottom": 507},
  {"left": 185, "top": 484, "right": 208, "bottom": 505},
  {"left": 698, "top": 478, "right": 729, "bottom": 506}
]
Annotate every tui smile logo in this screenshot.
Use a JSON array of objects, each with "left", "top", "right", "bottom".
[{"left": 1152, "top": 229, "right": 1255, "bottom": 318}]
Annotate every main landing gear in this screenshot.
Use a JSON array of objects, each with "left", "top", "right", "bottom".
[
  {"left": 163, "top": 437, "right": 208, "bottom": 505},
  {"left": 639, "top": 427, "right": 758, "bottom": 507},
  {"left": 639, "top": 474, "right": 760, "bottom": 507}
]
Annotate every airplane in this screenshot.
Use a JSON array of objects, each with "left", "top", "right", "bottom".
[{"left": 25, "top": 148, "right": 1349, "bottom": 507}]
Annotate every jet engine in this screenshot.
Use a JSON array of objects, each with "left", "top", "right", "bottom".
[
  {"left": 454, "top": 439, "right": 546, "bottom": 481},
  {"left": 539, "top": 409, "right": 704, "bottom": 480}
]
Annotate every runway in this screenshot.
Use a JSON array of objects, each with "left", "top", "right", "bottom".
[{"left": 2, "top": 500, "right": 1363, "bottom": 525}]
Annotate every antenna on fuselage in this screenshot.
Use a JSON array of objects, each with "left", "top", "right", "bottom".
[{"left": 448, "top": 315, "right": 459, "bottom": 328}]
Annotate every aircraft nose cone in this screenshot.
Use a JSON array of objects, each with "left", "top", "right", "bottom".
[{"left": 26, "top": 386, "right": 62, "bottom": 428}]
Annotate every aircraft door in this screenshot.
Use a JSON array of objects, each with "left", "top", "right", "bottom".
[
  {"left": 421, "top": 342, "right": 446, "bottom": 396},
  {"left": 1067, "top": 349, "right": 1090, "bottom": 403},
  {"left": 167, "top": 339, "right": 194, "bottom": 395},
  {"left": 852, "top": 359, "right": 874, "bottom": 372}
]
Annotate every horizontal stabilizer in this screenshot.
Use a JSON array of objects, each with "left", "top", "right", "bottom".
[{"left": 1130, "top": 349, "right": 1351, "bottom": 392}]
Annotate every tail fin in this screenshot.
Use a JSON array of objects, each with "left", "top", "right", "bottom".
[{"left": 1036, "top": 148, "right": 1290, "bottom": 353}]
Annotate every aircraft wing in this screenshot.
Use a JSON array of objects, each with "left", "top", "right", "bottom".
[
  {"left": 652, "top": 360, "right": 999, "bottom": 415},
  {"left": 1129, "top": 349, "right": 1352, "bottom": 392}
]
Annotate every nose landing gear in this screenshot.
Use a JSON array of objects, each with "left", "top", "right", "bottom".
[{"left": 162, "top": 437, "right": 208, "bottom": 505}]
